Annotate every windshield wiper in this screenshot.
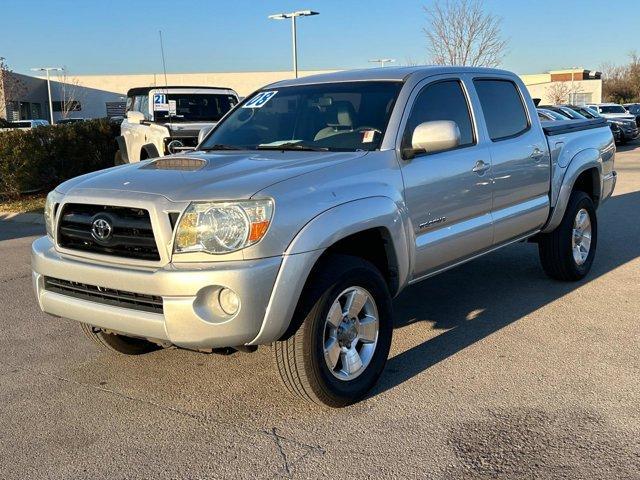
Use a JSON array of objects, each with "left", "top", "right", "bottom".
[
  {"left": 256, "top": 142, "right": 328, "bottom": 152},
  {"left": 200, "top": 144, "right": 244, "bottom": 151}
]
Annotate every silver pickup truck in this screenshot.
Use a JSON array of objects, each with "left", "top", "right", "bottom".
[{"left": 32, "top": 67, "right": 616, "bottom": 407}]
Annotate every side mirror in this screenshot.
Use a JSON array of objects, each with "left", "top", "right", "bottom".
[
  {"left": 404, "top": 120, "right": 461, "bottom": 159},
  {"left": 126, "top": 111, "right": 145, "bottom": 124},
  {"left": 198, "top": 125, "right": 215, "bottom": 144}
]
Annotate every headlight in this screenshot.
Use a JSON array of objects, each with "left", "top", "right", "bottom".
[
  {"left": 174, "top": 199, "right": 274, "bottom": 254},
  {"left": 44, "top": 190, "right": 63, "bottom": 238}
]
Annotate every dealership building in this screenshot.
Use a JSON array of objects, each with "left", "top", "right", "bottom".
[{"left": 1, "top": 67, "right": 602, "bottom": 123}]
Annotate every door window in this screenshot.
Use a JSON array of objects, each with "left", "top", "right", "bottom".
[
  {"left": 403, "top": 80, "right": 475, "bottom": 154},
  {"left": 473, "top": 79, "right": 529, "bottom": 141}
]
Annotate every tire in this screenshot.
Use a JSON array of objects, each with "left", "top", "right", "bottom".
[
  {"left": 80, "top": 323, "right": 160, "bottom": 355},
  {"left": 114, "top": 150, "right": 125, "bottom": 165},
  {"left": 273, "top": 254, "right": 393, "bottom": 408},
  {"left": 538, "top": 190, "right": 597, "bottom": 281}
]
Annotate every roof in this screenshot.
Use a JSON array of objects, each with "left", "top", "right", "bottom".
[
  {"left": 267, "top": 66, "right": 513, "bottom": 88},
  {"left": 126, "top": 86, "right": 236, "bottom": 96}
]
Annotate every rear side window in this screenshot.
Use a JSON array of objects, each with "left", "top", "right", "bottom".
[
  {"left": 474, "top": 79, "right": 529, "bottom": 140},
  {"left": 404, "top": 80, "right": 475, "bottom": 151}
]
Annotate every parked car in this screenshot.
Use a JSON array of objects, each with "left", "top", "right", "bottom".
[
  {"left": 0, "top": 119, "right": 49, "bottom": 131},
  {"left": 557, "top": 105, "right": 624, "bottom": 142},
  {"left": 623, "top": 103, "right": 640, "bottom": 127},
  {"left": 537, "top": 108, "right": 569, "bottom": 122},
  {"left": 115, "top": 86, "right": 239, "bottom": 164},
  {"left": 57, "top": 118, "right": 86, "bottom": 125},
  {"left": 587, "top": 103, "right": 638, "bottom": 143},
  {"left": 539, "top": 105, "right": 587, "bottom": 120},
  {"left": 559, "top": 105, "right": 599, "bottom": 119},
  {"left": 32, "top": 67, "right": 616, "bottom": 407}
]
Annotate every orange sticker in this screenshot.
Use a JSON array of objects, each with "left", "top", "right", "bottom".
[{"left": 362, "top": 130, "right": 375, "bottom": 143}]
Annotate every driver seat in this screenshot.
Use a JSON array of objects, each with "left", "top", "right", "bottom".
[{"left": 314, "top": 101, "right": 357, "bottom": 141}]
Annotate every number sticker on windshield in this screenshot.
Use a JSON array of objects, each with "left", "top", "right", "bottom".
[{"left": 242, "top": 91, "right": 278, "bottom": 109}]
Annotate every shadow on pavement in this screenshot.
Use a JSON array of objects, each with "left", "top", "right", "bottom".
[
  {"left": 374, "top": 190, "right": 640, "bottom": 396},
  {"left": 0, "top": 222, "right": 44, "bottom": 242}
]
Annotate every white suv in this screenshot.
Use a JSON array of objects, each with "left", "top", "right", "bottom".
[
  {"left": 586, "top": 103, "right": 638, "bottom": 143},
  {"left": 116, "top": 86, "right": 239, "bottom": 163}
]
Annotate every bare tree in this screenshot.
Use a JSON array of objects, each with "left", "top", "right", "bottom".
[
  {"left": 602, "top": 52, "right": 640, "bottom": 103},
  {"left": 55, "top": 69, "right": 86, "bottom": 119},
  {"left": 546, "top": 82, "right": 581, "bottom": 105},
  {"left": 423, "top": 0, "right": 507, "bottom": 67},
  {"left": 0, "top": 57, "right": 27, "bottom": 121}
]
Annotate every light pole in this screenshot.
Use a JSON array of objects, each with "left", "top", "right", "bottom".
[
  {"left": 369, "top": 59, "right": 396, "bottom": 68},
  {"left": 31, "top": 66, "right": 63, "bottom": 124},
  {"left": 268, "top": 10, "right": 319, "bottom": 78}
]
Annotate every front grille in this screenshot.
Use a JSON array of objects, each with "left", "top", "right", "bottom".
[
  {"left": 44, "top": 277, "right": 163, "bottom": 314},
  {"left": 57, "top": 204, "right": 160, "bottom": 261}
]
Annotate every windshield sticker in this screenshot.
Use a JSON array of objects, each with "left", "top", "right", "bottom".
[
  {"left": 153, "top": 93, "right": 169, "bottom": 111},
  {"left": 168, "top": 100, "right": 177, "bottom": 115},
  {"left": 362, "top": 130, "right": 375, "bottom": 143},
  {"left": 242, "top": 91, "right": 278, "bottom": 109}
]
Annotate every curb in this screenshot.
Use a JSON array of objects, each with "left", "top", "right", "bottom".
[{"left": 0, "top": 212, "right": 45, "bottom": 225}]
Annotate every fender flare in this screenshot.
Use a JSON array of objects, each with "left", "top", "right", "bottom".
[
  {"left": 141, "top": 143, "right": 161, "bottom": 159},
  {"left": 542, "top": 148, "right": 602, "bottom": 233},
  {"left": 115, "top": 136, "right": 129, "bottom": 164},
  {"left": 248, "top": 196, "right": 412, "bottom": 345}
]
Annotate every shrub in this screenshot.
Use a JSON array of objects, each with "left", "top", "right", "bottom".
[{"left": 0, "top": 119, "right": 119, "bottom": 199}]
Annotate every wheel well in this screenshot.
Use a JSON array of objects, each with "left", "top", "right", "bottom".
[
  {"left": 573, "top": 168, "right": 600, "bottom": 207},
  {"left": 319, "top": 228, "right": 399, "bottom": 295},
  {"left": 279, "top": 228, "right": 399, "bottom": 341},
  {"left": 140, "top": 149, "right": 149, "bottom": 160}
]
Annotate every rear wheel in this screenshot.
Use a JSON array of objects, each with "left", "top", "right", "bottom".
[
  {"left": 538, "top": 190, "right": 597, "bottom": 281},
  {"left": 80, "top": 323, "right": 160, "bottom": 355},
  {"left": 273, "top": 255, "right": 393, "bottom": 407}
]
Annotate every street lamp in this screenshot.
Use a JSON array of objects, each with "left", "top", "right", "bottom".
[
  {"left": 31, "top": 66, "right": 63, "bottom": 124},
  {"left": 369, "top": 59, "right": 396, "bottom": 68},
  {"left": 268, "top": 10, "right": 319, "bottom": 78}
]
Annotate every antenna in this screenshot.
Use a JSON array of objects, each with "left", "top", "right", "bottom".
[
  {"left": 159, "top": 30, "right": 169, "bottom": 89},
  {"left": 158, "top": 30, "right": 173, "bottom": 130}
]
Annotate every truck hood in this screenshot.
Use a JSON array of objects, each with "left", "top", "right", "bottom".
[
  {"left": 56, "top": 150, "right": 367, "bottom": 202},
  {"left": 600, "top": 113, "right": 636, "bottom": 121}
]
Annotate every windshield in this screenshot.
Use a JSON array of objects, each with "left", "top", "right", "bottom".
[
  {"left": 599, "top": 105, "right": 626, "bottom": 114},
  {"left": 582, "top": 106, "right": 600, "bottom": 117},
  {"left": 200, "top": 81, "right": 403, "bottom": 152},
  {"left": 154, "top": 93, "right": 238, "bottom": 122}
]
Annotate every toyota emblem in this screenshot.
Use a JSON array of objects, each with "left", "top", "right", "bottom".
[{"left": 91, "top": 217, "right": 113, "bottom": 242}]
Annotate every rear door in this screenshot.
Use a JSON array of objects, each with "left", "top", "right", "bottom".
[
  {"left": 398, "top": 75, "right": 494, "bottom": 279},
  {"left": 472, "top": 77, "right": 550, "bottom": 245}
]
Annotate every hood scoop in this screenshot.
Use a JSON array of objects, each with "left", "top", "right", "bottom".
[{"left": 142, "top": 157, "right": 207, "bottom": 171}]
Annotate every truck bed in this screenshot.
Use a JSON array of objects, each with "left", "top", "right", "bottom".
[{"left": 542, "top": 117, "right": 608, "bottom": 136}]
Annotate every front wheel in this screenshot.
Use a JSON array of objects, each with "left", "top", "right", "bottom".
[
  {"left": 273, "top": 255, "right": 393, "bottom": 407},
  {"left": 538, "top": 190, "right": 597, "bottom": 281}
]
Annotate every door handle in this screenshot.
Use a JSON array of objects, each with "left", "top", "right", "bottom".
[
  {"left": 530, "top": 148, "right": 545, "bottom": 160},
  {"left": 472, "top": 160, "right": 490, "bottom": 174}
]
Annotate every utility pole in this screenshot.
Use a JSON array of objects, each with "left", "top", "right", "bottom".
[
  {"left": 369, "top": 59, "right": 396, "bottom": 68},
  {"left": 31, "top": 66, "right": 63, "bottom": 124},
  {"left": 268, "top": 10, "right": 319, "bottom": 78}
]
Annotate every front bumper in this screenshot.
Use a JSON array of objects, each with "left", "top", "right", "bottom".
[
  {"left": 620, "top": 126, "right": 639, "bottom": 140},
  {"left": 31, "top": 236, "right": 282, "bottom": 349}
]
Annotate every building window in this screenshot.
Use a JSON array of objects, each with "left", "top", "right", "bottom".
[
  {"left": 31, "top": 103, "right": 43, "bottom": 119},
  {"left": 571, "top": 93, "right": 592, "bottom": 105},
  {"left": 52, "top": 101, "right": 82, "bottom": 112}
]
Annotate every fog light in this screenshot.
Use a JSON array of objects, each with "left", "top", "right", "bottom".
[{"left": 218, "top": 288, "right": 240, "bottom": 315}]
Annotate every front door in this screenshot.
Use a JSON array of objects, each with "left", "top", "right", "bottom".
[{"left": 399, "top": 77, "right": 494, "bottom": 280}]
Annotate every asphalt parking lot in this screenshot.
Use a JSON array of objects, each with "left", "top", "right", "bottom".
[{"left": 1, "top": 142, "right": 639, "bottom": 479}]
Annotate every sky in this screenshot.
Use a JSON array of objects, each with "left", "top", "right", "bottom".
[{"left": 1, "top": 0, "right": 638, "bottom": 77}]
